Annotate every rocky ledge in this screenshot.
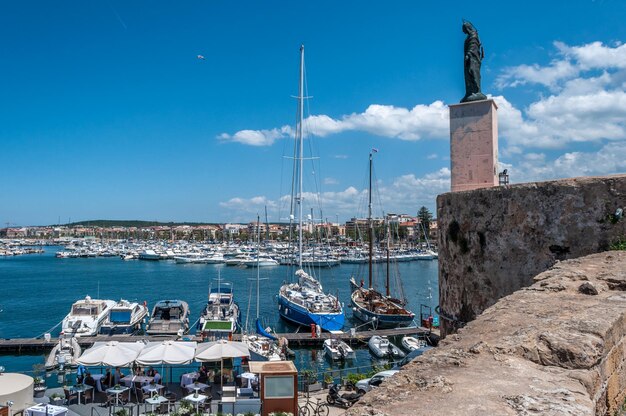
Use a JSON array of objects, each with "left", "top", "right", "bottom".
[{"left": 347, "top": 251, "right": 626, "bottom": 416}]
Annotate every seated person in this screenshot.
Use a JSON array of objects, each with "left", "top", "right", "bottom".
[
  {"left": 197, "top": 367, "right": 208, "bottom": 384},
  {"left": 114, "top": 367, "right": 125, "bottom": 385},
  {"left": 146, "top": 367, "right": 156, "bottom": 377},
  {"left": 103, "top": 368, "right": 113, "bottom": 388},
  {"left": 153, "top": 370, "right": 162, "bottom": 384},
  {"left": 84, "top": 372, "right": 95, "bottom": 388}
]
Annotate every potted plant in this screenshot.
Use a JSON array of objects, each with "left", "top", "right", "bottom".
[
  {"left": 300, "top": 370, "right": 321, "bottom": 393},
  {"left": 323, "top": 374, "right": 334, "bottom": 389},
  {"left": 32, "top": 362, "right": 47, "bottom": 398},
  {"left": 178, "top": 399, "right": 193, "bottom": 416},
  {"left": 114, "top": 409, "right": 128, "bottom": 416},
  {"left": 49, "top": 392, "right": 64, "bottom": 406}
]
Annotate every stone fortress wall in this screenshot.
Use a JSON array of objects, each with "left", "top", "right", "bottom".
[
  {"left": 437, "top": 175, "right": 626, "bottom": 336},
  {"left": 346, "top": 174, "right": 626, "bottom": 415}
]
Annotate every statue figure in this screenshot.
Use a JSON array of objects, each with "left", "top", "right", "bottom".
[{"left": 461, "top": 20, "right": 487, "bottom": 103}]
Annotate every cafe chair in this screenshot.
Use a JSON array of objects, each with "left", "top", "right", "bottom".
[{"left": 64, "top": 388, "right": 78, "bottom": 405}]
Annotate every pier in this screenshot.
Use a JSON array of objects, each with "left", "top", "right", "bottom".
[{"left": 0, "top": 326, "right": 439, "bottom": 354}]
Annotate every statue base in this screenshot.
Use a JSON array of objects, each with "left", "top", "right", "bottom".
[
  {"left": 449, "top": 99, "right": 499, "bottom": 192},
  {"left": 460, "top": 92, "right": 488, "bottom": 103}
]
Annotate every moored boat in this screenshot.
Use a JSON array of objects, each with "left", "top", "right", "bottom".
[
  {"left": 368, "top": 335, "right": 405, "bottom": 359},
  {"left": 401, "top": 336, "right": 427, "bottom": 352},
  {"left": 61, "top": 296, "right": 116, "bottom": 337},
  {"left": 198, "top": 279, "right": 240, "bottom": 340},
  {"left": 277, "top": 45, "right": 345, "bottom": 333},
  {"left": 99, "top": 299, "right": 149, "bottom": 335},
  {"left": 323, "top": 338, "right": 355, "bottom": 361},
  {"left": 45, "top": 337, "right": 81, "bottom": 370},
  {"left": 146, "top": 300, "right": 190, "bottom": 336}
]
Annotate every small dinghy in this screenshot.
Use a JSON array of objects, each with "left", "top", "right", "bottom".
[
  {"left": 45, "top": 337, "right": 81, "bottom": 371},
  {"left": 368, "top": 335, "right": 405, "bottom": 359},
  {"left": 323, "top": 338, "right": 355, "bottom": 361},
  {"left": 401, "top": 336, "right": 427, "bottom": 352}
]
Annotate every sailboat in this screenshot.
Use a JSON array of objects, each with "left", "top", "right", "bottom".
[
  {"left": 277, "top": 45, "right": 345, "bottom": 332},
  {"left": 349, "top": 151, "right": 415, "bottom": 328},
  {"left": 243, "top": 217, "right": 284, "bottom": 361}
]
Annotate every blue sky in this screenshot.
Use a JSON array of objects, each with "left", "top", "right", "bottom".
[{"left": 1, "top": 1, "right": 625, "bottom": 225}]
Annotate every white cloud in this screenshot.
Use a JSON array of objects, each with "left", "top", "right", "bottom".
[
  {"left": 323, "top": 177, "right": 339, "bottom": 185},
  {"left": 218, "top": 168, "right": 451, "bottom": 220},
  {"left": 496, "top": 41, "right": 626, "bottom": 90},
  {"left": 218, "top": 101, "right": 449, "bottom": 146},
  {"left": 218, "top": 126, "right": 292, "bottom": 146},
  {"left": 426, "top": 153, "right": 438, "bottom": 160},
  {"left": 509, "top": 142, "right": 626, "bottom": 183}
]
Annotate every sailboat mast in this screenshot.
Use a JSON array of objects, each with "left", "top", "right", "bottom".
[
  {"left": 386, "top": 219, "right": 390, "bottom": 297},
  {"left": 368, "top": 151, "right": 373, "bottom": 289},
  {"left": 256, "top": 215, "right": 260, "bottom": 319},
  {"left": 297, "top": 44, "right": 305, "bottom": 269}
]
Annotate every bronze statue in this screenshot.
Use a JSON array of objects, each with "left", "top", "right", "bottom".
[{"left": 461, "top": 20, "right": 487, "bottom": 103}]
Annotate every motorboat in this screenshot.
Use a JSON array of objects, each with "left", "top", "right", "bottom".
[
  {"left": 368, "top": 335, "right": 405, "bottom": 359},
  {"left": 61, "top": 296, "right": 116, "bottom": 337},
  {"left": 45, "top": 336, "right": 81, "bottom": 370},
  {"left": 146, "top": 300, "right": 190, "bottom": 336},
  {"left": 323, "top": 338, "right": 355, "bottom": 361},
  {"left": 99, "top": 299, "right": 149, "bottom": 335},
  {"left": 242, "top": 255, "right": 279, "bottom": 267},
  {"left": 401, "top": 336, "right": 427, "bottom": 352},
  {"left": 139, "top": 249, "right": 161, "bottom": 260},
  {"left": 225, "top": 254, "right": 252, "bottom": 266},
  {"left": 244, "top": 334, "right": 283, "bottom": 361},
  {"left": 198, "top": 279, "right": 239, "bottom": 340}
]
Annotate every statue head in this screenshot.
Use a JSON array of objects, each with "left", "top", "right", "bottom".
[{"left": 462, "top": 19, "right": 477, "bottom": 36}]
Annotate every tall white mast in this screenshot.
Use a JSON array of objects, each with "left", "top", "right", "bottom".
[{"left": 297, "top": 44, "right": 305, "bottom": 269}]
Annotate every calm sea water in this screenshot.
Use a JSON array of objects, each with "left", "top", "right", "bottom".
[{"left": 0, "top": 247, "right": 438, "bottom": 382}]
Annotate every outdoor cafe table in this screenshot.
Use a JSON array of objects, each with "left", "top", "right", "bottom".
[
  {"left": 121, "top": 375, "right": 154, "bottom": 387},
  {"left": 184, "top": 382, "right": 209, "bottom": 393},
  {"left": 92, "top": 374, "right": 105, "bottom": 392},
  {"left": 145, "top": 395, "right": 168, "bottom": 413},
  {"left": 180, "top": 372, "right": 198, "bottom": 387},
  {"left": 184, "top": 394, "right": 208, "bottom": 413},
  {"left": 106, "top": 386, "right": 130, "bottom": 405},
  {"left": 142, "top": 383, "right": 164, "bottom": 395},
  {"left": 26, "top": 404, "right": 68, "bottom": 416},
  {"left": 72, "top": 384, "right": 93, "bottom": 404}
]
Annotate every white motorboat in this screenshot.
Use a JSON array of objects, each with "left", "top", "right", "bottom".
[
  {"left": 45, "top": 337, "right": 81, "bottom": 370},
  {"left": 225, "top": 254, "right": 252, "bottom": 266},
  {"left": 61, "top": 296, "right": 116, "bottom": 337},
  {"left": 204, "top": 252, "right": 225, "bottom": 264},
  {"left": 243, "top": 255, "right": 279, "bottom": 267},
  {"left": 99, "top": 299, "right": 149, "bottom": 335},
  {"left": 139, "top": 249, "right": 161, "bottom": 260},
  {"left": 401, "top": 336, "right": 427, "bottom": 352},
  {"left": 198, "top": 279, "right": 239, "bottom": 340},
  {"left": 243, "top": 334, "right": 283, "bottom": 361},
  {"left": 146, "top": 300, "right": 190, "bottom": 336},
  {"left": 323, "top": 338, "right": 355, "bottom": 361},
  {"left": 368, "top": 335, "right": 405, "bottom": 359}
]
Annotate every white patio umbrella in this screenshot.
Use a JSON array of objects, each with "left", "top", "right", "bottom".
[
  {"left": 194, "top": 340, "right": 250, "bottom": 387},
  {"left": 77, "top": 341, "right": 146, "bottom": 367},
  {"left": 136, "top": 341, "right": 197, "bottom": 365},
  {"left": 240, "top": 372, "right": 257, "bottom": 388}
]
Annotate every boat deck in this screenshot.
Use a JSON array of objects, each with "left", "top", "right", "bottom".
[{"left": 0, "top": 326, "right": 439, "bottom": 353}]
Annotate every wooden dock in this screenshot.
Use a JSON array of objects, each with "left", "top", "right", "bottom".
[{"left": 0, "top": 326, "right": 439, "bottom": 354}]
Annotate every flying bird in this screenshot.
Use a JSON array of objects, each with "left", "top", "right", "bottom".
[{"left": 197, "top": 55, "right": 206, "bottom": 60}]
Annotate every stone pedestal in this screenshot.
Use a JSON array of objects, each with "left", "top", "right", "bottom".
[{"left": 449, "top": 99, "right": 498, "bottom": 192}]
